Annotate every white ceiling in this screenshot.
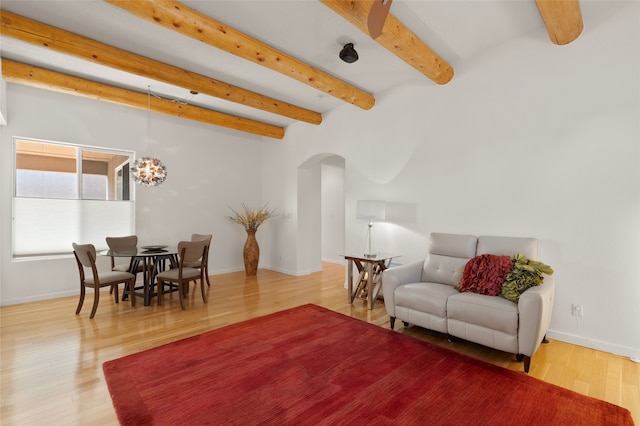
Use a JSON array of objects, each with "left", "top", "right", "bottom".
[{"left": 0, "top": 0, "right": 560, "bottom": 132}]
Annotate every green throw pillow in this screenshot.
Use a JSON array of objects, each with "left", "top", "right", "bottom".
[{"left": 500, "top": 254, "right": 554, "bottom": 303}]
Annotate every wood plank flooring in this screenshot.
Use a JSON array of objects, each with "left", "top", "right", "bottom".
[{"left": 1, "top": 263, "right": 638, "bottom": 425}]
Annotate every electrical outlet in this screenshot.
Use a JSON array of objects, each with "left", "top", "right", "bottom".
[{"left": 572, "top": 304, "right": 584, "bottom": 317}]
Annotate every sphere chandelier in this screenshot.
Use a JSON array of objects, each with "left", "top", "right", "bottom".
[{"left": 131, "top": 156, "right": 167, "bottom": 186}]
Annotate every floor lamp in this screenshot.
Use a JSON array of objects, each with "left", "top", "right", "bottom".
[{"left": 356, "top": 200, "right": 386, "bottom": 258}]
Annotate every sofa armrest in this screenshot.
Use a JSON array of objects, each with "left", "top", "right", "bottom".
[
  {"left": 518, "top": 274, "right": 555, "bottom": 357},
  {"left": 382, "top": 260, "right": 424, "bottom": 318}
]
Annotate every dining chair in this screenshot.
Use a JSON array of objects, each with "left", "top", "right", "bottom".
[
  {"left": 185, "top": 233, "right": 213, "bottom": 286},
  {"left": 106, "top": 235, "right": 145, "bottom": 300},
  {"left": 72, "top": 242, "right": 136, "bottom": 319},
  {"left": 156, "top": 240, "right": 208, "bottom": 310}
]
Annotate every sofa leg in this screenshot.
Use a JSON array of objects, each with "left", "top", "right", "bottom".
[
  {"left": 515, "top": 354, "right": 531, "bottom": 373},
  {"left": 542, "top": 334, "right": 550, "bottom": 344},
  {"left": 390, "top": 317, "right": 396, "bottom": 330},
  {"left": 402, "top": 321, "right": 409, "bottom": 327},
  {"left": 447, "top": 335, "right": 458, "bottom": 343}
]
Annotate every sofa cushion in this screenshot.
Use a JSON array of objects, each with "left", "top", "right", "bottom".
[
  {"left": 422, "top": 233, "right": 477, "bottom": 287},
  {"left": 459, "top": 254, "right": 513, "bottom": 296},
  {"left": 447, "top": 292, "right": 519, "bottom": 336},
  {"left": 395, "top": 282, "right": 459, "bottom": 318},
  {"left": 422, "top": 255, "right": 471, "bottom": 287}
]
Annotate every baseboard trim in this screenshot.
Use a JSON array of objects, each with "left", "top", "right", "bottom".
[
  {"left": 321, "top": 258, "right": 346, "bottom": 266},
  {"left": 1, "top": 289, "right": 77, "bottom": 306},
  {"left": 546, "top": 329, "right": 640, "bottom": 361},
  {"left": 261, "top": 265, "right": 321, "bottom": 276}
]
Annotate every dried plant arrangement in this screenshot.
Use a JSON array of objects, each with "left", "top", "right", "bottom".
[{"left": 226, "top": 203, "right": 277, "bottom": 231}]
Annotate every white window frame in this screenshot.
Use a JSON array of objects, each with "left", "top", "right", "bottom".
[{"left": 12, "top": 137, "right": 136, "bottom": 259}]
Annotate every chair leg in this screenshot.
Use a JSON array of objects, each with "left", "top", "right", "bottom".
[
  {"left": 129, "top": 278, "right": 136, "bottom": 307},
  {"left": 205, "top": 265, "right": 211, "bottom": 286},
  {"left": 89, "top": 286, "right": 100, "bottom": 319},
  {"left": 113, "top": 284, "right": 119, "bottom": 304},
  {"left": 76, "top": 285, "right": 86, "bottom": 315},
  {"left": 200, "top": 277, "right": 207, "bottom": 303},
  {"left": 157, "top": 280, "right": 164, "bottom": 306},
  {"left": 178, "top": 282, "right": 186, "bottom": 310}
]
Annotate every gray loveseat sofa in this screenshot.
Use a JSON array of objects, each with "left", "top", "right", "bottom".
[{"left": 381, "top": 232, "right": 555, "bottom": 373}]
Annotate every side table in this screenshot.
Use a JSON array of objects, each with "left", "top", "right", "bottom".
[{"left": 342, "top": 253, "right": 400, "bottom": 310}]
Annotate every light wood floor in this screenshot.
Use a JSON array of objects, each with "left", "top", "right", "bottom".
[{"left": 1, "top": 263, "right": 638, "bottom": 425}]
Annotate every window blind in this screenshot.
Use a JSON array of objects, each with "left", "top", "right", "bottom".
[{"left": 13, "top": 198, "right": 134, "bottom": 257}]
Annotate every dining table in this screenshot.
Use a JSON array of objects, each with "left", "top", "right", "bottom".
[{"left": 100, "top": 245, "right": 179, "bottom": 306}]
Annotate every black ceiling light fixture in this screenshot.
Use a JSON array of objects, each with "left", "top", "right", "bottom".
[{"left": 339, "top": 43, "right": 359, "bottom": 63}]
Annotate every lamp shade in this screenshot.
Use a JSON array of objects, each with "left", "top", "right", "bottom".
[{"left": 356, "top": 200, "right": 386, "bottom": 221}]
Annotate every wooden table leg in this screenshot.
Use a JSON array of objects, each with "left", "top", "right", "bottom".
[
  {"left": 367, "top": 261, "right": 375, "bottom": 310},
  {"left": 347, "top": 259, "right": 354, "bottom": 303}
]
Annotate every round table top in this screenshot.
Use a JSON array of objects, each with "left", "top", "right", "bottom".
[{"left": 100, "top": 246, "right": 178, "bottom": 257}]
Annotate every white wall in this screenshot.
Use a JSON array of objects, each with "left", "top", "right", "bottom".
[
  {"left": 296, "top": 162, "right": 322, "bottom": 275},
  {"left": 262, "top": 2, "right": 640, "bottom": 359},
  {"left": 321, "top": 157, "right": 345, "bottom": 264},
  {"left": 0, "top": 84, "right": 265, "bottom": 304}
]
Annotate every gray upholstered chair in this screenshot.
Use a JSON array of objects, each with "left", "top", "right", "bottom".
[
  {"left": 106, "top": 235, "right": 145, "bottom": 299},
  {"left": 184, "top": 233, "right": 213, "bottom": 286},
  {"left": 106, "top": 235, "right": 138, "bottom": 271},
  {"left": 156, "top": 240, "right": 208, "bottom": 310},
  {"left": 72, "top": 242, "right": 136, "bottom": 319}
]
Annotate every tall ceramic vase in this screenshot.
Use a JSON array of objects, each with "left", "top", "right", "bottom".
[{"left": 243, "top": 229, "right": 259, "bottom": 276}]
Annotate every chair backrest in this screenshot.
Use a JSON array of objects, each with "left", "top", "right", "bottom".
[
  {"left": 105, "top": 235, "right": 138, "bottom": 268},
  {"left": 72, "top": 242, "right": 97, "bottom": 268},
  {"left": 72, "top": 242, "right": 101, "bottom": 285},
  {"left": 191, "top": 234, "right": 212, "bottom": 265},
  {"left": 177, "top": 240, "right": 208, "bottom": 266},
  {"left": 106, "top": 235, "right": 138, "bottom": 252},
  {"left": 191, "top": 233, "right": 212, "bottom": 244}
]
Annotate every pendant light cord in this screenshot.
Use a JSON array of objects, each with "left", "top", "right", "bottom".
[{"left": 146, "top": 85, "right": 152, "bottom": 157}]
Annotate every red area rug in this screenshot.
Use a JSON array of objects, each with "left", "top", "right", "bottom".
[{"left": 103, "top": 304, "right": 633, "bottom": 425}]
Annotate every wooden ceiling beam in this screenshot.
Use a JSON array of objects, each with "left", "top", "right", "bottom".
[
  {"left": 0, "top": 10, "right": 321, "bottom": 125},
  {"left": 535, "top": 0, "right": 583, "bottom": 45},
  {"left": 2, "top": 59, "right": 285, "bottom": 139},
  {"left": 320, "top": 0, "right": 454, "bottom": 85},
  {"left": 104, "top": 0, "right": 375, "bottom": 110}
]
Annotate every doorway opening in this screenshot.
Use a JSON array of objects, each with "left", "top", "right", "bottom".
[{"left": 296, "top": 154, "right": 345, "bottom": 274}]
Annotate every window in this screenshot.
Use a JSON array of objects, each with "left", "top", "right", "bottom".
[{"left": 13, "top": 138, "right": 135, "bottom": 258}]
